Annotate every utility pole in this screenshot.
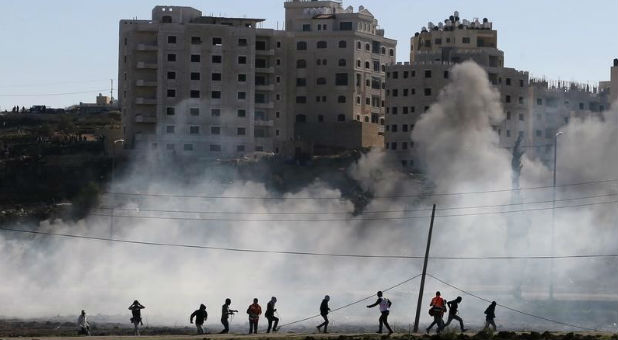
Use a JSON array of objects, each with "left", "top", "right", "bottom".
[
  {"left": 110, "top": 79, "right": 114, "bottom": 102},
  {"left": 413, "top": 204, "right": 436, "bottom": 333},
  {"left": 550, "top": 131, "right": 563, "bottom": 300}
]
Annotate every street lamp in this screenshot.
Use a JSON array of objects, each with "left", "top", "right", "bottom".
[{"left": 549, "top": 131, "right": 564, "bottom": 300}]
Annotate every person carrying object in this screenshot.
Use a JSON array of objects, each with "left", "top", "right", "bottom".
[{"left": 367, "top": 291, "right": 393, "bottom": 334}]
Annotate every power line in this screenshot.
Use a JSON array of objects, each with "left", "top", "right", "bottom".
[
  {"left": 91, "top": 198, "right": 618, "bottom": 222},
  {"left": 427, "top": 274, "right": 600, "bottom": 332},
  {"left": 104, "top": 178, "right": 618, "bottom": 200},
  {"left": 0, "top": 79, "right": 117, "bottom": 89},
  {"left": 98, "top": 192, "right": 618, "bottom": 216},
  {"left": 1, "top": 226, "right": 617, "bottom": 261},
  {"left": 278, "top": 273, "right": 422, "bottom": 329},
  {"left": 0, "top": 89, "right": 110, "bottom": 97}
]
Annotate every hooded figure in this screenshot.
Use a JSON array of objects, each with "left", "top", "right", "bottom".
[
  {"left": 190, "top": 304, "right": 208, "bottom": 334},
  {"left": 316, "top": 295, "right": 331, "bottom": 333},
  {"left": 77, "top": 310, "right": 90, "bottom": 336},
  {"left": 444, "top": 296, "right": 467, "bottom": 332},
  {"left": 265, "top": 296, "right": 279, "bottom": 333},
  {"left": 128, "top": 300, "right": 145, "bottom": 336}
]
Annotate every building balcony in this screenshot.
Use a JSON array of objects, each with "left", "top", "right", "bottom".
[
  {"left": 136, "top": 80, "right": 157, "bottom": 87},
  {"left": 256, "top": 49, "right": 275, "bottom": 56},
  {"left": 255, "top": 102, "right": 274, "bottom": 109},
  {"left": 255, "top": 67, "right": 275, "bottom": 74},
  {"left": 255, "top": 84, "right": 275, "bottom": 91},
  {"left": 135, "top": 114, "right": 157, "bottom": 123},
  {"left": 254, "top": 119, "right": 274, "bottom": 127},
  {"left": 136, "top": 61, "right": 157, "bottom": 69},
  {"left": 137, "top": 43, "right": 158, "bottom": 51},
  {"left": 136, "top": 97, "right": 157, "bottom": 105}
]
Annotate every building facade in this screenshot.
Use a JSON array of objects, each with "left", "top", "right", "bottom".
[{"left": 119, "top": 1, "right": 396, "bottom": 158}]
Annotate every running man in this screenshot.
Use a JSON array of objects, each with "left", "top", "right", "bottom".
[
  {"left": 265, "top": 297, "right": 279, "bottom": 333},
  {"left": 316, "top": 295, "right": 331, "bottom": 333},
  {"left": 444, "top": 296, "right": 467, "bottom": 332},
  {"left": 484, "top": 301, "right": 497, "bottom": 331},
  {"left": 190, "top": 304, "right": 208, "bottom": 334},
  {"left": 366, "top": 291, "right": 393, "bottom": 334},
  {"left": 426, "top": 291, "right": 446, "bottom": 334}
]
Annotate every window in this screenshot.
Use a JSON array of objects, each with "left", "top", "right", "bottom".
[
  {"left": 162, "top": 16, "right": 172, "bottom": 23},
  {"left": 297, "top": 41, "right": 307, "bottom": 50},
  {"left": 166, "top": 125, "right": 175, "bottom": 134},
  {"left": 462, "top": 37, "right": 470, "bottom": 44},
  {"left": 403, "top": 89, "right": 409, "bottom": 96},
  {"left": 238, "top": 56, "right": 247, "bottom": 64},
  {"left": 365, "top": 61, "right": 370, "bottom": 69},
  {"left": 296, "top": 114, "right": 307, "bottom": 123},
  {"left": 211, "top": 127, "right": 220, "bottom": 135},
  {"left": 338, "top": 58, "right": 346, "bottom": 66},
  {"left": 357, "top": 41, "right": 361, "bottom": 49},
  {"left": 403, "top": 124, "right": 408, "bottom": 132},
  {"left": 237, "top": 109, "right": 246, "bottom": 117},
  {"left": 212, "top": 55, "right": 222, "bottom": 63},
  {"left": 255, "top": 40, "right": 266, "bottom": 50},
  {"left": 167, "top": 53, "right": 176, "bottom": 62},
  {"left": 537, "top": 98, "right": 543, "bottom": 105},
  {"left": 506, "top": 95, "right": 511, "bottom": 103},
  {"left": 335, "top": 73, "right": 348, "bottom": 86},
  {"left": 434, "top": 38, "right": 442, "bottom": 45},
  {"left": 389, "top": 49, "right": 394, "bottom": 56},
  {"left": 191, "top": 36, "right": 201, "bottom": 44},
  {"left": 317, "top": 41, "right": 327, "bottom": 49},
  {"left": 444, "top": 71, "right": 449, "bottom": 79},
  {"left": 391, "top": 142, "right": 397, "bottom": 150},
  {"left": 211, "top": 109, "right": 220, "bottom": 117},
  {"left": 191, "top": 72, "right": 200, "bottom": 80},
  {"left": 212, "top": 37, "right": 222, "bottom": 46},
  {"left": 338, "top": 96, "right": 346, "bottom": 103},
  {"left": 190, "top": 108, "right": 199, "bottom": 116},
  {"left": 337, "top": 114, "right": 346, "bottom": 122},
  {"left": 167, "top": 71, "right": 176, "bottom": 80},
  {"left": 340, "top": 22, "right": 353, "bottom": 31},
  {"left": 392, "top": 107, "right": 398, "bottom": 114},
  {"left": 191, "top": 54, "right": 200, "bottom": 62},
  {"left": 391, "top": 125, "right": 398, "bottom": 132},
  {"left": 296, "top": 96, "right": 307, "bottom": 104},
  {"left": 183, "top": 144, "right": 193, "bottom": 151},
  {"left": 506, "top": 112, "right": 511, "bottom": 120},
  {"left": 211, "top": 91, "right": 221, "bottom": 99},
  {"left": 167, "top": 36, "right": 176, "bottom": 44},
  {"left": 167, "top": 89, "right": 176, "bottom": 97},
  {"left": 424, "top": 70, "right": 431, "bottom": 78},
  {"left": 211, "top": 73, "right": 221, "bottom": 81},
  {"left": 316, "top": 77, "right": 326, "bottom": 85},
  {"left": 190, "top": 90, "right": 200, "bottom": 98},
  {"left": 166, "top": 107, "right": 175, "bottom": 115},
  {"left": 365, "top": 43, "right": 370, "bottom": 51},
  {"left": 238, "top": 92, "right": 246, "bottom": 100},
  {"left": 519, "top": 113, "right": 524, "bottom": 121},
  {"left": 238, "top": 38, "right": 247, "bottom": 46},
  {"left": 338, "top": 40, "right": 347, "bottom": 48},
  {"left": 424, "top": 88, "right": 432, "bottom": 96},
  {"left": 520, "top": 79, "right": 524, "bottom": 87},
  {"left": 506, "top": 78, "right": 512, "bottom": 86},
  {"left": 519, "top": 97, "right": 524, "bottom": 104},
  {"left": 189, "top": 126, "right": 199, "bottom": 135},
  {"left": 392, "top": 89, "right": 398, "bottom": 97},
  {"left": 302, "top": 24, "right": 311, "bottom": 32},
  {"left": 210, "top": 144, "right": 221, "bottom": 152},
  {"left": 296, "top": 59, "right": 306, "bottom": 68},
  {"left": 276, "top": 41, "right": 281, "bottom": 48},
  {"left": 233, "top": 127, "right": 245, "bottom": 136},
  {"left": 296, "top": 78, "right": 306, "bottom": 87},
  {"left": 392, "top": 71, "right": 398, "bottom": 79},
  {"left": 238, "top": 74, "right": 246, "bottom": 82}
]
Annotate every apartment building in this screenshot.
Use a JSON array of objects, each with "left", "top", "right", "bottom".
[
  {"left": 384, "top": 12, "right": 607, "bottom": 169},
  {"left": 119, "top": 1, "right": 396, "bottom": 158},
  {"left": 385, "top": 12, "right": 529, "bottom": 168},
  {"left": 284, "top": 0, "right": 396, "bottom": 151}
]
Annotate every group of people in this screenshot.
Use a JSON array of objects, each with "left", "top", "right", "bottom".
[
  {"left": 426, "top": 291, "right": 497, "bottom": 334},
  {"left": 76, "top": 291, "right": 497, "bottom": 336}
]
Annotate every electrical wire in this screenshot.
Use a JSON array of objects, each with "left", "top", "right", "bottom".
[
  {"left": 1, "top": 226, "right": 617, "bottom": 261},
  {"left": 427, "top": 274, "right": 600, "bottom": 332},
  {"left": 104, "top": 178, "right": 618, "bottom": 200},
  {"left": 278, "top": 273, "right": 422, "bottom": 329},
  {"left": 0, "top": 89, "right": 111, "bottom": 97}
]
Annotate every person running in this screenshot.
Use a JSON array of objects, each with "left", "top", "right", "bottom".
[
  {"left": 444, "top": 296, "right": 467, "bottom": 332},
  {"left": 367, "top": 291, "right": 393, "bottom": 334},
  {"left": 484, "top": 301, "right": 497, "bottom": 331},
  {"left": 426, "top": 291, "right": 446, "bottom": 334},
  {"left": 128, "top": 300, "right": 145, "bottom": 336},
  {"left": 316, "top": 295, "right": 331, "bottom": 333},
  {"left": 77, "top": 310, "right": 90, "bottom": 336},
  {"left": 190, "top": 304, "right": 208, "bottom": 335},
  {"left": 247, "top": 298, "right": 262, "bottom": 334},
  {"left": 265, "top": 297, "right": 279, "bottom": 333},
  {"left": 220, "top": 298, "right": 237, "bottom": 334}
]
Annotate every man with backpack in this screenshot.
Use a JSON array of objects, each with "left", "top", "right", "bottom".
[
  {"left": 484, "top": 301, "right": 497, "bottom": 331},
  {"left": 366, "top": 291, "right": 393, "bottom": 334},
  {"left": 426, "top": 291, "right": 446, "bottom": 334},
  {"left": 190, "top": 304, "right": 208, "bottom": 334},
  {"left": 246, "top": 298, "right": 262, "bottom": 334},
  {"left": 444, "top": 296, "right": 467, "bottom": 332}
]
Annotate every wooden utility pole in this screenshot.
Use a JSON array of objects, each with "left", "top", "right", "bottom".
[{"left": 413, "top": 204, "right": 436, "bottom": 333}]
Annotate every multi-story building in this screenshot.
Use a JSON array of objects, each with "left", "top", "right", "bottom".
[
  {"left": 119, "top": 1, "right": 396, "bottom": 158},
  {"left": 385, "top": 12, "right": 529, "bottom": 168},
  {"left": 611, "top": 58, "right": 618, "bottom": 105},
  {"left": 384, "top": 12, "right": 607, "bottom": 169},
  {"left": 284, "top": 0, "right": 396, "bottom": 151}
]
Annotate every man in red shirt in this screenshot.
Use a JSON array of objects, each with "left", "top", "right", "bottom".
[
  {"left": 247, "top": 298, "right": 262, "bottom": 334},
  {"left": 426, "top": 291, "right": 446, "bottom": 334}
]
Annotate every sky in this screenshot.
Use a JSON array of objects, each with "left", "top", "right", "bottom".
[{"left": 0, "top": 0, "right": 616, "bottom": 110}]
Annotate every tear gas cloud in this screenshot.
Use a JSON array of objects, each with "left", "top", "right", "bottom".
[{"left": 1, "top": 61, "right": 617, "bottom": 331}]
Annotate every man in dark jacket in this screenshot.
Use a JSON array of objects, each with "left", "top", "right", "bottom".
[
  {"left": 265, "top": 297, "right": 279, "bottom": 333},
  {"left": 190, "top": 304, "right": 208, "bottom": 334},
  {"left": 219, "top": 298, "right": 237, "bottom": 334},
  {"left": 444, "top": 296, "right": 467, "bottom": 332},
  {"left": 366, "top": 291, "right": 393, "bottom": 334},
  {"left": 484, "top": 301, "right": 497, "bottom": 331},
  {"left": 316, "top": 295, "right": 331, "bottom": 333}
]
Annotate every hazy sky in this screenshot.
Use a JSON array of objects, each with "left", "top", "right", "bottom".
[{"left": 0, "top": 0, "right": 616, "bottom": 110}]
